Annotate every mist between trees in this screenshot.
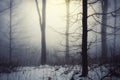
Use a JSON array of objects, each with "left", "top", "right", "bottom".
[{"left": 0, "top": 0, "right": 120, "bottom": 77}]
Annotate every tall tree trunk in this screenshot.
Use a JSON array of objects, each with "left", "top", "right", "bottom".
[
  {"left": 41, "top": 0, "right": 46, "bottom": 65},
  {"left": 81, "top": 0, "right": 88, "bottom": 76},
  {"left": 9, "top": 0, "right": 13, "bottom": 65},
  {"left": 101, "top": 0, "right": 108, "bottom": 64},
  {"left": 65, "top": 0, "right": 70, "bottom": 64},
  {"left": 113, "top": 0, "right": 117, "bottom": 62},
  {"left": 35, "top": 0, "right": 46, "bottom": 65}
]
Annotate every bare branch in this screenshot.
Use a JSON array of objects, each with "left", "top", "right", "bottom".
[
  {"left": 35, "top": 0, "right": 42, "bottom": 27},
  {"left": 48, "top": 25, "right": 65, "bottom": 35},
  {"left": 88, "top": 0, "right": 101, "bottom": 4},
  {"left": 0, "top": 7, "right": 9, "bottom": 13},
  {"left": 88, "top": 7, "right": 120, "bottom": 18}
]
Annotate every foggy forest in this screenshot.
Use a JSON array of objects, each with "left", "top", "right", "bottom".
[{"left": 0, "top": 0, "right": 120, "bottom": 80}]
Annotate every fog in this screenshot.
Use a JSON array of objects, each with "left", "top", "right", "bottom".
[{"left": 0, "top": 0, "right": 120, "bottom": 65}]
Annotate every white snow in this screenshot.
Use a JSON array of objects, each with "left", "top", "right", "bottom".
[{"left": 0, "top": 65, "right": 119, "bottom": 80}]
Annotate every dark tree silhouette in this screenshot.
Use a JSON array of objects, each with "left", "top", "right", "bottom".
[
  {"left": 81, "top": 0, "right": 88, "bottom": 76},
  {"left": 41, "top": 0, "right": 47, "bottom": 65},
  {"left": 35, "top": 0, "right": 47, "bottom": 65},
  {"left": 65, "top": 0, "right": 70, "bottom": 64},
  {"left": 9, "top": 0, "right": 13, "bottom": 65},
  {"left": 101, "top": 0, "right": 108, "bottom": 64},
  {"left": 113, "top": 0, "right": 117, "bottom": 60}
]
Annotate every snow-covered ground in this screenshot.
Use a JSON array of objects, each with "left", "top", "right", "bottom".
[{"left": 0, "top": 65, "right": 119, "bottom": 80}]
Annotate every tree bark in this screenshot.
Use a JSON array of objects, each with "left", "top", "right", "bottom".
[
  {"left": 9, "top": 0, "right": 13, "bottom": 65},
  {"left": 101, "top": 0, "right": 108, "bottom": 64},
  {"left": 35, "top": 0, "right": 47, "bottom": 65},
  {"left": 113, "top": 0, "right": 117, "bottom": 62},
  {"left": 41, "top": 0, "right": 47, "bottom": 65},
  {"left": 81, "top": 0, "right": 88, "bottom": 76},
  {"left": 65, "top": 0, "right": 70, "bottom": 64}
]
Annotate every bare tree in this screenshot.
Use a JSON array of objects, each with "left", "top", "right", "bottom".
[
  {"left": 35, "top": 0, "right": 47, "bottom": 65},
  {"left": 81, "top": 0, "right": 88, "bottom": 76},
  {"left": 113, "top": 0, "right": 117, "bottom": 61},
  {"left": 65, "top": 0, "right": 70, "bottom": 64},
  {"left": 9, "top": 0, "right": 13, "bottom": 65},
  {"left": 101, "top": 0, "right": 108, "bottom": 64}
]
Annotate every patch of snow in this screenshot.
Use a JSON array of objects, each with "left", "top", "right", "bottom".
[{"left": 0, "top": 65, "right": 119, "bottom": 80}]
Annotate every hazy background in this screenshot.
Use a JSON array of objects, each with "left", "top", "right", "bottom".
[{"left": 0, "top": 0, "right": 120, "bottom": 66}]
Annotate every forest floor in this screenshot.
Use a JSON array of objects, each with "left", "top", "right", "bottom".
[{"left": 0, "top": 64, "right": 120, "bottom": 80}]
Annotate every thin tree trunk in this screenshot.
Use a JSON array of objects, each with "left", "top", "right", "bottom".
[
  {"left": 81, "top": 0, "right": 88, "bottom": 76},
  {"left": 101, "top": 0, "right": 108, "bottom": 64},
  {"left": 41, "top": 0, "right": 46, "bottom": 65},
  {"left": 35, "top": 0, "right": 46, "bottom": 65},
  {"left": 65, "top": 0, "right": 70, "bottom": 64},
  {"left": 113, "top": 0, "right": 117, "bottom": 62},
  {"left": 9, "top": 0, "right": 13, "bottom": 65}
]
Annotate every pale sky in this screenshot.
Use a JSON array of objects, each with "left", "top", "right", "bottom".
[
  {"left": 8, "top": 0, "right": 101, "bottom": 53},
  {"left": 14, "top": 0, "right": 81, "bottom": 49}
]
